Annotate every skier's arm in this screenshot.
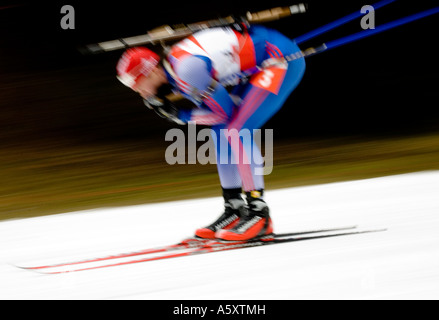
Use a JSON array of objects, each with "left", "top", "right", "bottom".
[
  {"left": 143, "top": 96, "right": 185, "bottom": 125},
  {"left": 174, "top": 55, "right": 235, "bottom": 126}
]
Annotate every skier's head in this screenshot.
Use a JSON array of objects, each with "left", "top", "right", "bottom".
[{"left": 117, "top": 47, "right": 167, "bottom": 98}]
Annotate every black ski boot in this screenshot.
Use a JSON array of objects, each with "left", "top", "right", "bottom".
[
  {"left": 195, "top": 188, "right": 245, "bottom": 239},
  {"left": 217, "top": 190, "right": 273, "bottom": 241}
]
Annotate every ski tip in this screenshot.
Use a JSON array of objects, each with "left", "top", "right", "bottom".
[
  {"left": 12, "top": 263, "right": 51, "bottom": 275},
  {"left": 9, "top": 262, "right": 32, "bottom": 271}
]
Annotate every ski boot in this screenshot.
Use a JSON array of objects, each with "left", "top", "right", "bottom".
[
  {"left": 216, "top": 190, "right": 274, "bottom": 241},
  {"left": 195, "top": 188, "right": 245, "bottom": 240}
]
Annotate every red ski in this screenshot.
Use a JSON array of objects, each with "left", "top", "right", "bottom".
[{"left": 17, "top": 226, "right": 385, "bottom": 274}]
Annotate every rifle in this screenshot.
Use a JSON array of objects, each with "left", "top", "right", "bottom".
[{"left": 82, "top": 4, "right": 307, "bottom": 54}]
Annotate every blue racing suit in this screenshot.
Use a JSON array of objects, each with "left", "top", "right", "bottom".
[{"left": 165, "top": 25, "right": 306, "bottom": 192}]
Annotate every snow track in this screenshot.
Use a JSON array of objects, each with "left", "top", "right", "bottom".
[{"left": 1, "top": 171, "right": 438, "bottom": 299}]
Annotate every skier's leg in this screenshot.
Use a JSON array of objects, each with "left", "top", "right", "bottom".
[
  {"left": 217, "top": 36, "right": 306, "bottom": 241},
  {"left": 195, "top": 91, "right": 245, "bottom": 239}
]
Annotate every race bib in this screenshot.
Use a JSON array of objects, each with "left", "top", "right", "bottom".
[{"left": 250, "top": 66, "right": 287, "bottom": 95}]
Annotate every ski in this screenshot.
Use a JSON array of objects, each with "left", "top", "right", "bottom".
[
  {"left": 19, "top": 238, "right": 211, "bottom": 272},
  {"left": 18, "top": 225, "right": 356, "bottom": 273},
  {"left": 18, "top": 226, "right": 387, "bottom": 274}
]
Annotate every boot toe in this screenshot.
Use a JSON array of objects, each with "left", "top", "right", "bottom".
[
  {"left": 215, "top": 229, "right": 244, "bottom": 241},
  {"left": 216, "top": 218, "right": 274, "bottom": 241},
  {"left": 195, "top": 228, "right": 216, "bottom": 240}
]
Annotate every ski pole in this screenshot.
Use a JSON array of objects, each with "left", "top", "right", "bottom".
[
  {"left": 323, "top": 6, "right": 439, "bottom": 50},
  {"left": 295, "top": 0, "right": 397, "bottom": 44},
  {"left": 222, "top": 6, "right": 439, "bottom": 86}
]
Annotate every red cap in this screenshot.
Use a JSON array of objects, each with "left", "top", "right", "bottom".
[{"left": 116, "top": 47, "right": 160, "bottom": 88}]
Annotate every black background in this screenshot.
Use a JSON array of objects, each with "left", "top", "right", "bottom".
[{"left": 1, "top": 0, "right": 438, "bottom": 144}]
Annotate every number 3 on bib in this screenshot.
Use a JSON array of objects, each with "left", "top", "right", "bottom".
[
  {"left": 258, "top": 70, "right": 275, "bottom": 88},
  {"left": 251, "top": 66, "right": 287, "bottom": 95}
]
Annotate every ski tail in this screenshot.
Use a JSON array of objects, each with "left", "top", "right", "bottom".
[
  {"left": 274, "top": 225, "right": 358, "bottom": 238},
  {"left": 273, "top": 228, "right": 387, "bottom": 243}
]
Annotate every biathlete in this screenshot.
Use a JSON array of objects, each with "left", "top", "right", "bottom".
[{"left": 116, "top": 24, "right": 306, "bottom": 241}]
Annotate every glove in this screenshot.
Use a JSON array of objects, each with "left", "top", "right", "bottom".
[{"left": 143, "top": 96, "right": 185, "bottom": 125}]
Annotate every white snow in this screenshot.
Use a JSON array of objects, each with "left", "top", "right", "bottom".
[{"left": 1, "top": 171, "right": 438, "bottom": 300}]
